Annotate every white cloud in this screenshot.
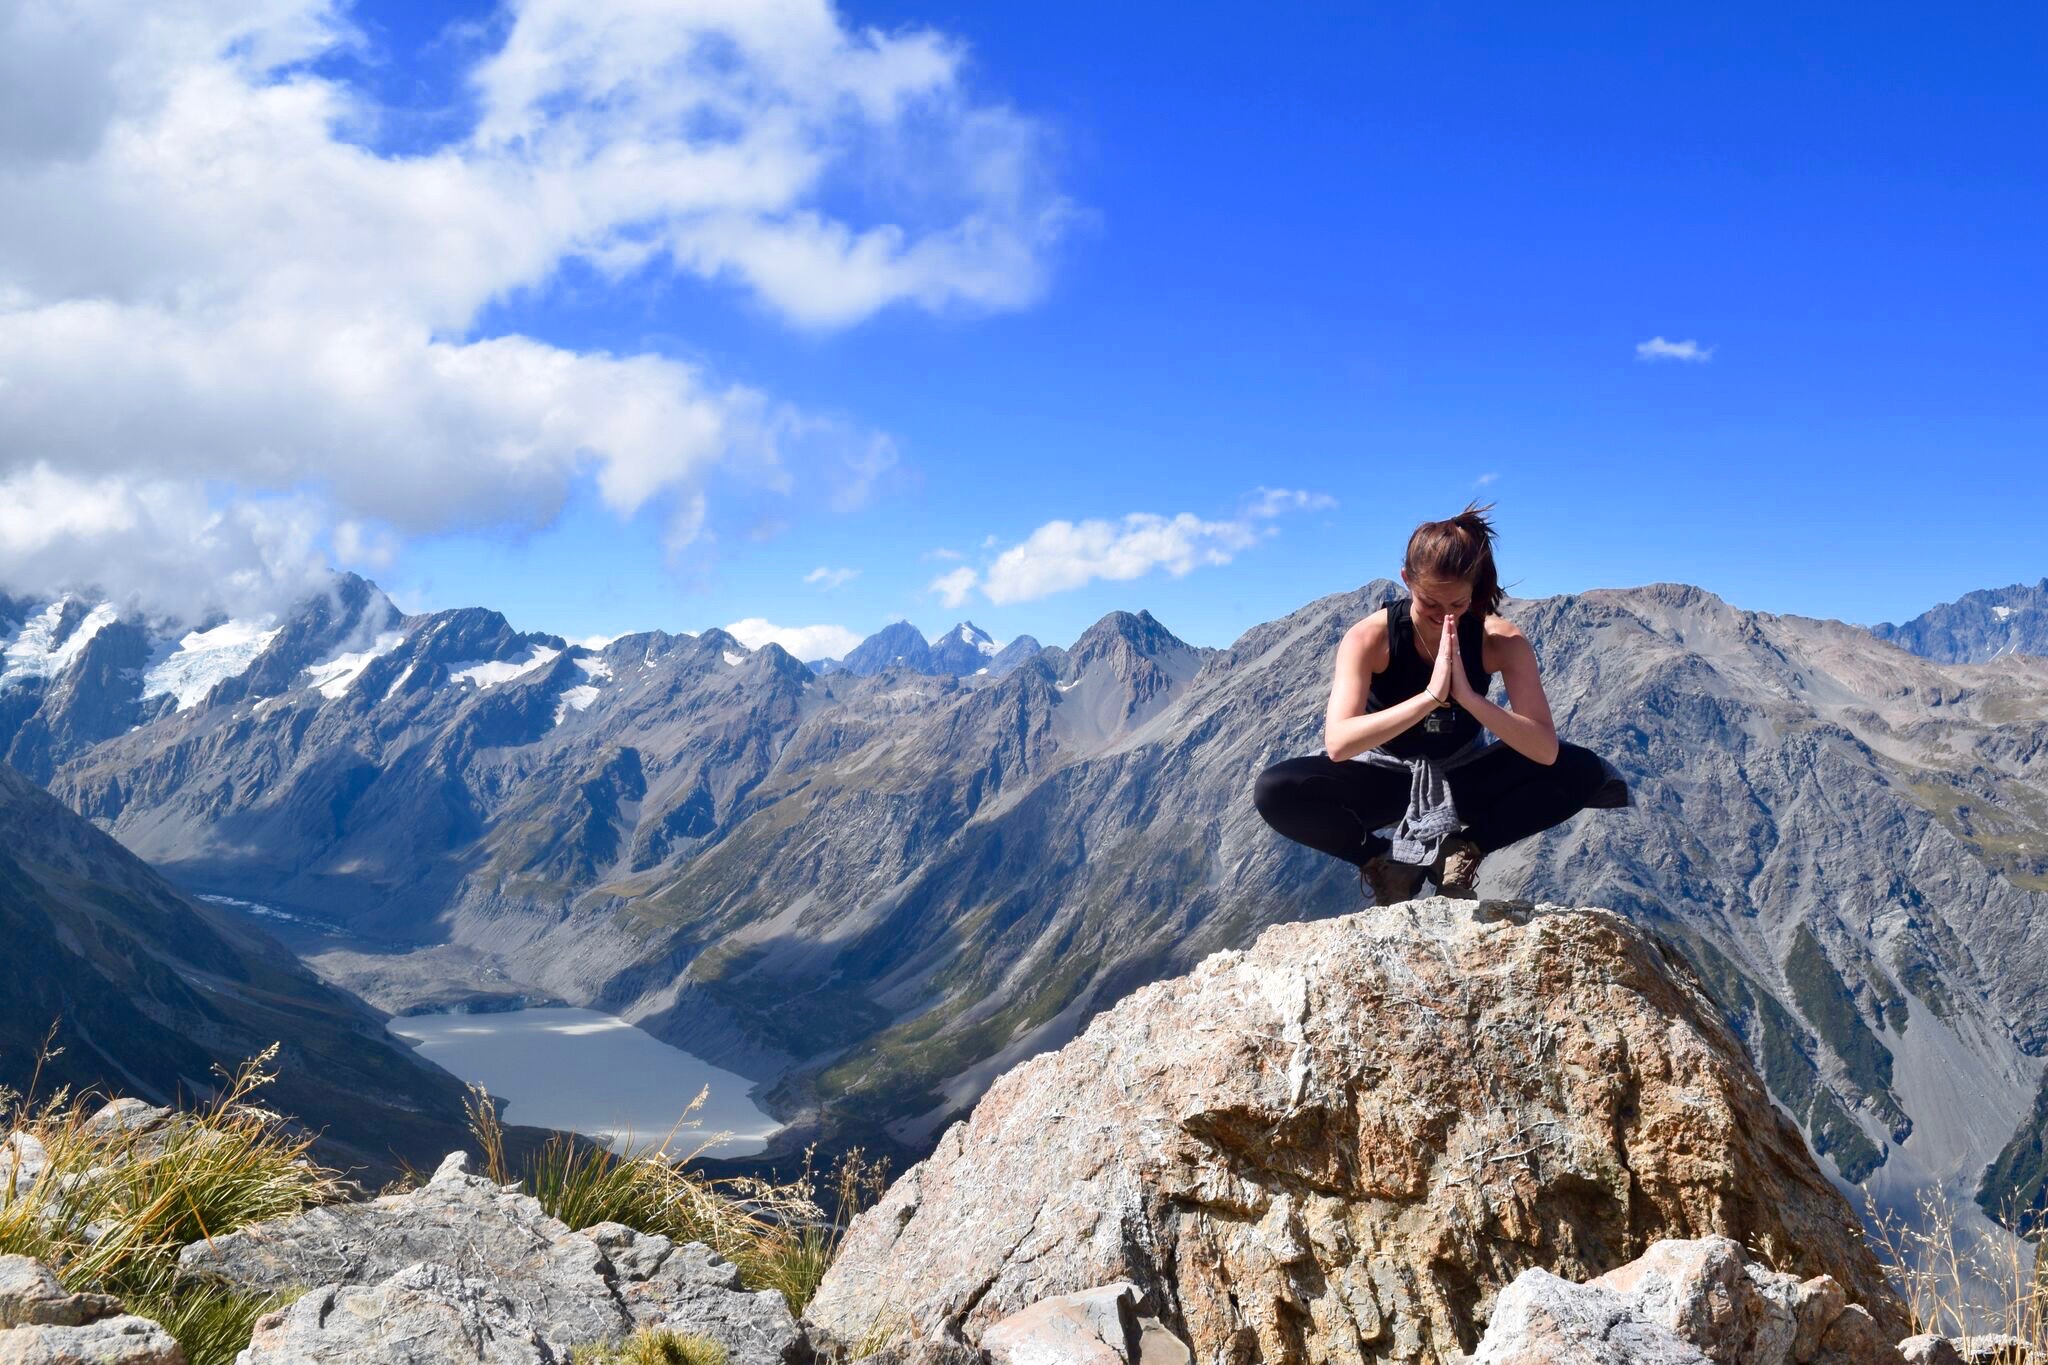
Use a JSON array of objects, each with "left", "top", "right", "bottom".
[
  {"left": 922, "top": 547, "right": 964, "bottom": 561},
  {"left": 1635, "top": 337, "right": 1714, "bottom": 363},
  {"left": 1473, "top": 472, "right": 1498, "bottom": 487},
  {"left": 804, "top": 565, "right": 859, "bottom": 589},
  {"left": 0, "top": 463, "right": 335, "bottom": 622},
  {"left": 1245, "top": 487, "right": 1337, "bottom": 518},
  {"left": 936, "top": 513, "right": 1257, "bottom": 606},
  {"left": 721, "top": 616, "right": 863, "bottom": 660},
  {"left": 0, "top": 0, "right": 1067, "bottom": 620},
  {"left": 927, "top": 565, "right": 977, "bottom": 607},
  {"left": 936, "top": 488, "right": 1333, "bottom": 606}
]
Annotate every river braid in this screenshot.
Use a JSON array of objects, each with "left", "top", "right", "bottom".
[{"left": 1404, "top": 501, "right": 1504, "bottom": 615}]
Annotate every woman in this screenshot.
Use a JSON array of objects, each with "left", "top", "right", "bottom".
[{"left": 1253, "top": 503, "right": 1627, "bottom": 904}]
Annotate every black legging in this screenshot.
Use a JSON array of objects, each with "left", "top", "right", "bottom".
[{"left": 1253, "top": 742, "right": 1610, "bottom": 866}]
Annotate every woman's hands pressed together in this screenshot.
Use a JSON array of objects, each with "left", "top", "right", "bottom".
[
  {"left": 1426, "top": 612, "right": 1458, "bottom": 703},
  {"left": 1442, "top": 613, "right": 1483, "bottom": 708}
]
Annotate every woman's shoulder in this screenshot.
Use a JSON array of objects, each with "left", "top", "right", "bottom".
[
  {"left": 1341, "top": 606, "right": 1394, "bottom": 669},
  {"left": 1478, "top": 612, "right": 1533, "bottom": 671},
  {"left": 1479, "top": 611, "right": 1525, "bottom": 642}
]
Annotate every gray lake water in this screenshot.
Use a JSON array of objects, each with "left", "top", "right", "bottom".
[{"left": 387, "top": 1007, "right": 778, "bottom": 1158}]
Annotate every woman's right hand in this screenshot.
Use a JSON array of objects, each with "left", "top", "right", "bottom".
[{"left": 1425, "top": 612, "right": 1457, "bottom": 703}]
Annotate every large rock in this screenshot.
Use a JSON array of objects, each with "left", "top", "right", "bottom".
[
  {"left": 180, "top": 1153, "right": 799, "bottom": 1364},
  {"left": 237, "top": 1262, "right": 556, "bottom": 1364},
  {"left": 1469, "top": 1269, "right": 1711, "bottom": 1364},
  {"left": 980, "top": 1284, "right": 1192, "bottom": 1365},
  {"left": 0, "top": 1255, "right": 182, "bottom": 1364},
  {"left": 0, "top": 1137, "right": 46, "bottom": 1207},
  {"left": 1471, "top": 1236, "right": 1906, "bottom": 1364},
  {"left": 805, "top": 900, "right": 1907, "bottom": 1363}
]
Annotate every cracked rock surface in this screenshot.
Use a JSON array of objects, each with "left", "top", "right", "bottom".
[
  {"left": 179, "top": 1153, "right": 799, "bottom": 1364},
  {"left": 805, "top": 900, "right": 1906, "bottom": 1364}
]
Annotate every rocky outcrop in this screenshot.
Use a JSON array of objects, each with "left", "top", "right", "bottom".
[
  {"left": 980, "top": 1284, "right": 1191, "bottom": 1365},
  {"left": 1471, "top": 1236, "right": 1901, "bottom": 1364},
  {"left": 0, "top": 1255, "right": 182, "bottom": 1364},
  {"left": 237, "top": 1263, "right": 558, "bottom": 1364},
  {"left": 179, "top": 1153, "right": 799, "bottom": 1364},
  {"left": 805, "top": 899, "right": 1906, "bottom": 1364}
]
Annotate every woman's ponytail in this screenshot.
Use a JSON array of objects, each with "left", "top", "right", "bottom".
[{"left": 1404, "top": 501, "right": 1504, "bottom": 615}]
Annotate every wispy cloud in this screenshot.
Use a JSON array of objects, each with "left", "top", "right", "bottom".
[
  {"left": 928, "top": 566, "right": 979, "bottom": 608},
  {"left": 1245, "top": 487, "right": 1338, "bottom": 519},
  {"left": 921, "top": 547, "right": 964, "bottom": 562},
  {"left": 804, "top": 566, "right": 859, "bottom": 590},
  {"left": 931, "top": 489, "right": 1330, "bottom": 606},
  {"left": 1635, "top": 337, "right": 1714, "bottom": 363},
  {"left": 1473, "top": 472, "right": 1498, "bottom": 488},
  {"left": 722, "top": 617, "right": 864, "bottom": 661}
]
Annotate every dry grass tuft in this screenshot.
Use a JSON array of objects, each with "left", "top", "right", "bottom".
[
  {"left": 462, "top": 1081, "right": 886, "bottom": 1315},
  {"left": 2, "top": 1037, "right": 341, "bottom": 1365},
  {"left": 1865, "top": 1184, "right": 2045, "bottom": 1359}
]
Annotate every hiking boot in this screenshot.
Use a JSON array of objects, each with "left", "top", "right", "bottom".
[
  {"left": 1429, "top": 836, "right": 1485, "bottom": 900},
  {"left": 1359, "top": 853, "right": 1425, "bottom": 907}
]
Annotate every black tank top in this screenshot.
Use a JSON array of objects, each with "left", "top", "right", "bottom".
[{"left": 1365, "top": 598, "right": 1494, "bottom": 759}]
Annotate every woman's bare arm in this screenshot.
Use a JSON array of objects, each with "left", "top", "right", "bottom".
[
  {"left": 1447, "top": 618, "right": 1559, "bottom": 765},
  {"left": 1323, "top": 610, "right": 1438, "bottom": 762}
]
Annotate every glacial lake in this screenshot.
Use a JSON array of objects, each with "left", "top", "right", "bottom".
[{"left": 386, "top": 1007, "right": 778, "bottom": 1159}]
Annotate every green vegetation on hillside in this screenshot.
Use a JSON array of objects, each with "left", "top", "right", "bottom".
[
  {"left": 1979, "top": 1072, "right": 2048, "bottom": 1237},
  {"left": 1682, "top": 937, "right": 1887, "bottom": 1182},
  {"left": 1783, "top": 924, "right": 1911, "bottom": 1141}
]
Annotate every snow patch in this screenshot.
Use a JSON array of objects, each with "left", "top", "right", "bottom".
[
  {"left": 382, "top": 662, "right": 417, "bottom": 700},
  {"left": 574, "top": 656, "right": 613, "bottom": 681},
  {"left": 450, "top": 645, "right": 561, "bottom": 689},
  {"left": 1, "top": 599, "right": 120, "bottom": 691},
  {"left": 552, "top": 684, "right": 601, "bottom": 726},
  {"left": 1992, "top": 605, "right": 2014, "bottom": 620},
  {"left": 722, "top": 650, "right": 745, "bottom": 667},
  {"left": 305, "top": 630, "right": 408, "bottom": 700},
  {"left": 142, "top": 619, "right": 280, "bottom": 710}
]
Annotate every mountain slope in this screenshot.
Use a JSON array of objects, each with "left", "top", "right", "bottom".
[
  {"left": 1873, "top": 578, "right": 2048, "bottom": 661},
  {"left": 0, "top": 762, "right": 474, "bottom": 1174}
]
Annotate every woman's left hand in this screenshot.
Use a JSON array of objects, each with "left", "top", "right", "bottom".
[{"left": 1444, "top": 615, "right": 1483, "bottom": 707}]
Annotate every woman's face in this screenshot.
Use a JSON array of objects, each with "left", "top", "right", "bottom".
[{"left": 1404, "top": 571, "right": 1473, "bottom": 620}]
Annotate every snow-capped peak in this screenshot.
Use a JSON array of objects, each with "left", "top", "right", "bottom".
[
  {"left": 1, "top": 598, "right": 121, "bottom": 692},
  {"left": 143, "top": 618, "right": 282, "bottom": 710},
  {"left": 930, "top": 620, "right": 1000, "bottom": 654}
]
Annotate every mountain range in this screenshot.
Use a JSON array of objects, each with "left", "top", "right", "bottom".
[{"left": 3, "top": 573, "right": 2046, "bottom": 1242}]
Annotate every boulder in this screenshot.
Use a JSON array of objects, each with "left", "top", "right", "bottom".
[
  {"left": 980, "top": 1284, "right": 1192, "bottom": 1365},
  {"left": 0, "top": 1136, "right": 45, "bottom": 1207},
  {"left": 804, "top": 900, "right": 1906, "bottom": 1364},
  {"left": 1469, "top": 1269, "right": 1712, "bottom": 1364},
  {"left": 1897, "top": 1338, "right": 1965, "bottom": 1365},
  {"left": 0, "top": 1257, "right": 123, "bottom": 1329},
  {"left": 237, "top": 1262, "right": 556, "bottom": 1364},
  {"left": 0, "top": 1255, "right": 182, "bottom": 1364},
  {"left": 1474, "top": 1237, "right": 1904, "bottom": 1364},
  {"left": 81, "top": 1100, "right": 172, "bottom": 1139},
  {"left": 0, "top": 1315, "right": 185, "bottom": 1365},
  {"left": 180, "top": 1153, "right": 799, "bottom": 1364}
]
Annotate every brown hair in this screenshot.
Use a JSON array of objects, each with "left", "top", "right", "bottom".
[{"left": 1404, "top": 501, "right": 1504, "bottom": 615}]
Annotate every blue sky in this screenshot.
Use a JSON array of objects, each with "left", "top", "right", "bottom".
[{"left": 2, "top": 2, "right": 2041, "bottom": 654}]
